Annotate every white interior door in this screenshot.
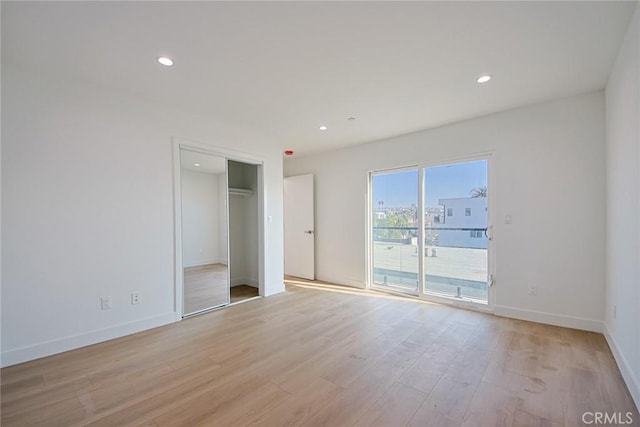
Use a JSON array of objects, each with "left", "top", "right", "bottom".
[{"left": 284, "top": 174, "right": 315, "bottom": 280}]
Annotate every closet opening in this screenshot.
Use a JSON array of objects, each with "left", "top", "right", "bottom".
[
  {"left": 175, "top": 143, "right": 263, "bottom": 318},
  {"left": 227, "top": 160, "right": 260, "bottom": 304}
]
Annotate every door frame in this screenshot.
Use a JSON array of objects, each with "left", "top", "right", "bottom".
[
  {"left": 172, "top": 137, "right": 266, "bottom": 319},
  {"left": 366, "top": 152, "right": 495, "bottom": 312}
]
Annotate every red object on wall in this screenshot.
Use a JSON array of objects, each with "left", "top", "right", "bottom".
[{"left": 284, "top": 150, "right": 294, "bottom": 156}]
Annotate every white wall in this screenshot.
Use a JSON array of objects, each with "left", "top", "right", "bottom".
[
  {"left": 1, "top": 65, "right": 285, "bottom": 366},
  {"left": 286, "top": 91, "right": 606, "bottom": 332},
  {"left": 0, "top": 3, "right": 3, "bottom": 366},
  {"left": 245, "top": 167, "right": 260, "bottom": 287},
  {"left": 181, "top": 170, "right": 225, "bottom": 267},
  {"left": 604, "top": 3, "right": 640, "bottom": 408}
]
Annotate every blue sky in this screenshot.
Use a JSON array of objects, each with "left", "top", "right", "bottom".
[{"left": 373, "top": 160, "right": 487, "bottom": 208}]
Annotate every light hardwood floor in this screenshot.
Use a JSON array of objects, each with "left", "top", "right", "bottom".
[{"left": 1, "top": 279, "right": 638, "bottom": 426}]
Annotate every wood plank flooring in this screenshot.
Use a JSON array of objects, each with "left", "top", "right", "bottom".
[{"left": 2, "top": 279, "right": 638, "bottom": 426}]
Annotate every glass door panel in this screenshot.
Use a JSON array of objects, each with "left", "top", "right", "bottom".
[
  {"left": 423, "top": 160, "right": 489, "bottom": 303},
  {"left": 371, "top": 170, "right": 419, "bottom": 293}
]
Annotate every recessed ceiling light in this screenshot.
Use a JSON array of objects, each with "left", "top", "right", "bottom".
[
  {"left": 476, "top": 75, "right": 492, "bottom": 83},
  {"left": 158, "top": 56, "right": 174, "bottom": 67},
  {"left": 193, "top": 163, "right": 200, "bottom": 167},
  {"left": 319, "top": 125, "right": 328, "bottom": 131}
]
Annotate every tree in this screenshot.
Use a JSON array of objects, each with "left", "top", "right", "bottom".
[
  {"left": 373, "top": 207, "right": 416, "bottom": 239},
  {"left": 470, "top": 186, "right": 487, "bottom": 198}
]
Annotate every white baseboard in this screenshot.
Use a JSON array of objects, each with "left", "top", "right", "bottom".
[
  {"left": 230, "top": 278, "right": 259, "bottom": 287},
  {"left": 183, "top": 259, "right": 226, "bottom": 268},
  {"left": 1, "top": 312, "right": 178, "bottom": 367},
  {"left": 493, "top": 305, "right": 603, "bottom": 333},
  {"left": 604, "top": 324, "right": 640, "bottom": 411}
]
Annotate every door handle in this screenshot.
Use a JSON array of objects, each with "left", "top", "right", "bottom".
[
  {"left": 304, "top": 230, "right": 314, "bottom": 234},
  {"left": 484, "top": 225, "right": 493, "bottom": 241}
]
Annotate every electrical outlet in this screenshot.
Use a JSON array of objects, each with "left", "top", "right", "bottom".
[
  {"left": 528, "top": 284, "right": 537, "bottom": 296},
  {"left": 131, "top": 292, "right": 141, "bottom": 305},
  {"left": 100, "top": 296, "right": 112, "bottom": 310}
]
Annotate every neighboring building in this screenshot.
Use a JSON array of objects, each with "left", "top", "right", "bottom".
[
  {"left": 433, "top": 197, "right": 487, "bottom": 249},
  {"left": 424, "top": 206, "right": 444, "bottom": 226}
]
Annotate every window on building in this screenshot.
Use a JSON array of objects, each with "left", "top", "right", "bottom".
[
  {"left": 470, "top": 230, "right": 483, "bottom": 238},
  {"left": 447, "top": 208, "right": 453, "bottom": 217},
  {"left": 465, "top": 208, "right": 471, "bottom": 216}
]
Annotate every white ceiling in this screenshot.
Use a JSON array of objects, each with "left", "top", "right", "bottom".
[{"left": 3, "top": 1, "right": 636, "bottom": 157}]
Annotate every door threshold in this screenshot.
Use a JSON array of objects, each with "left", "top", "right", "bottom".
[
  {"left": 421, "top": 292, "right": 492, "bottom": 314},
  {"left": 369, "top": 284, "right": 492, "bottom": 314},
  {"left": 370, "top": 284, "right": 419, "bottom": 297},
  {"left": 182, "top": 303, "right": 228, "bottom": 319},
  {"left": 229, "top": 295, "right": 262, "bottom": 306}
]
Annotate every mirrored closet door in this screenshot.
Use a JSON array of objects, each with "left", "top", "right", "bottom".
[{"left": 180, "top": 149, "right": 230, "bottom": 315}]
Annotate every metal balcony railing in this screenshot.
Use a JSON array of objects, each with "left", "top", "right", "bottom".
[{"left": 371, "top": 226, "right": 488, "bottom": 300}]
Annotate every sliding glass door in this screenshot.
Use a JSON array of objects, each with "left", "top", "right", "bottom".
[
  {"left": 369, "top": 158, "right": 490, "bottom": 305},
  {"left": 371, "top": 169, "right": 419, "bottom": 293},
  {"left": 423, "top": 160, "right": 489, "bottom": 303}
]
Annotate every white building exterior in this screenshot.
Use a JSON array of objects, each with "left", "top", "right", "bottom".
[{"left": 433, "top": 197, "right": 487, "bottom": 249}]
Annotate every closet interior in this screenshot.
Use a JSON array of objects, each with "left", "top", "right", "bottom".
[{"left": 227, "top": 160, "right": 260, "bottom": 303}]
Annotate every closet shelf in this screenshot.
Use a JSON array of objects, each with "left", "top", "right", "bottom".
[{"left": 229, "top": 187, "right": 254, "bottom": 197}]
